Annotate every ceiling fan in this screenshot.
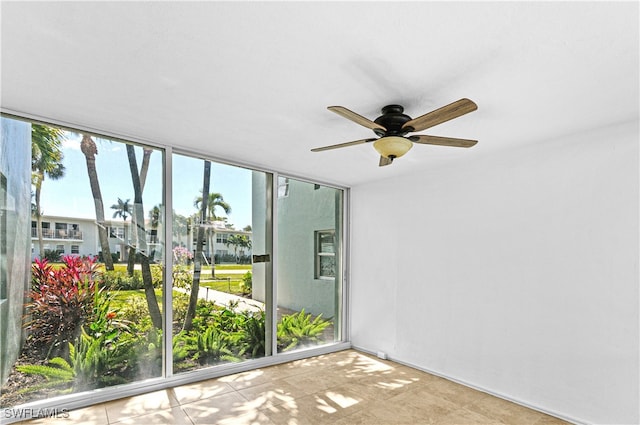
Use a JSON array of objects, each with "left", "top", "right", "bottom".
[{"left": 311, "top": 98, "right": 478, "bottom": 166}]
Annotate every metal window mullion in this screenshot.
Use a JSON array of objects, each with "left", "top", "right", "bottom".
[
  {"left": 163, "top": 147, "right": 174, "bottom": 378},
  {"left": 270, "top": 172, "right": 278, "bottom": 357}
]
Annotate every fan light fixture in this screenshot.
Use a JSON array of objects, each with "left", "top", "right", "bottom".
[
  {"left": 312, "top": 99, "right": 478, "bottom": 166},
  {"left": 373, "top": 136, "right": 412, "bottom": 159}
]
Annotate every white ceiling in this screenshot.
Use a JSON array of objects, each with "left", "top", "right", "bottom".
[{"left": 2, "top": 1, "right": 638, "bottom": 187}]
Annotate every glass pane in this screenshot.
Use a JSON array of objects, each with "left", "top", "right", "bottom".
[
  {"left": 319, "top": 255, "right": 336, "bottom": 278},
  {"left": 319, "top": 232, "right": 335, "bottom": 253},
  {"left": 276, "top": 178, "right": 343, "bottom": 353},
  {"left": 1, "top": 120, "right": 166, "bottom": 408},
  {"left": 172, "top": 154, "right": 268, "bottom": 373}
]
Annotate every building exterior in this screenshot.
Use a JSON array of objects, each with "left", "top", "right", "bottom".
[
  {"left": 30, "top": 215, "right": 251, "bottom": 264},
  {"left": 252, "top": 176, "right": 342, "bottom": 319}
]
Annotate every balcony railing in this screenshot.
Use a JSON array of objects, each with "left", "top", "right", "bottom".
[{"left": 31, "top": 228, "right": 83, "bottom": 240}]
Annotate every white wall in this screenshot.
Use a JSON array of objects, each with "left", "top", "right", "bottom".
[{"left": 350, "top": 121, "right": 639, "bottom": 425}]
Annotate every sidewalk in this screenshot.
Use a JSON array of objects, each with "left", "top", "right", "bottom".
[{"left": 175, "top": 286, "right": 264, "bottom": 313}]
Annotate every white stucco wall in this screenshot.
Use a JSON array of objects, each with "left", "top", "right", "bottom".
[
  {"left": 276, "top": 179, "right": 340, "bottom": 318},
  {"left": 350, "top": 120, "right": 639, "bottom": 424},
  {"left": 252, "top": 174, "right": 341, "bottom": 318}
]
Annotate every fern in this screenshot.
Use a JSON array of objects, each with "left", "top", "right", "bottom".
[
  {"left": 16, "top": 362, "right": 74, "bottom": 382},
  {"left": 16, "top": 357, "right": 75, "bottom": 394},
  {"left": 277, "top": 309, "right": 332, "bottom": 352},
  {"left": 195, "top": 327, "right": 239, "bottom": 365}
]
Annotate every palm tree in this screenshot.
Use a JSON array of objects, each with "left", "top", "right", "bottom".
[
  {"left": 111, "top": 197, "right": 131, "bottom": 221},
  {"left": 31, "top": 124, "right": 66, "bottom": 257},
  {"left": 226, "top": 234, "right": 251, "bottom": 262},
  {"left": 80, "top": 134, "right": 114, "bottom": 270},
  {"left": 237, "top": 234, "right": 252, "bottom": 259},
  {"left": 193, "top": 192, "right": 231, "bottom": 268},
  {"left": 111, "top": 197, "right": 131, "bottom": 269}
]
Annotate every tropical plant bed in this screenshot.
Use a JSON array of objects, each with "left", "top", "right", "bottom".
[{"left": 1, "top": 258, "right": 330, "bottom": 408}]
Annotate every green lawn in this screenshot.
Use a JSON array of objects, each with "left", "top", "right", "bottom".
[
  {"left": 213, "top": 264, "right": 251, "bottom": 271},
  {"left": 200, "top": 277, "right": 244, "bottom": 295}
]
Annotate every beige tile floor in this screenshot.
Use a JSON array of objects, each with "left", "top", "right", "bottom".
[{"left": 19, "top": 349, "right": 571, "bottom": 425}]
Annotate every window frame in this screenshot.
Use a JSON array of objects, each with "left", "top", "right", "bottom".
[{"left": 314, "top": 229, "right": 336, "bottom": 280}]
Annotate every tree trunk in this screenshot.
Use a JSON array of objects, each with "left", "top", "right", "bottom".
[
  {"left": 80, "top": 135, "right": 114, "bottom": 271},
  {"left": 126, "top": 218, "right": 135, "bottom": 276},
  {"left": 34, "top": 173, "right": 45, "bottom": 257},
  {"left": 139, "top": 149, "right": 153, "bottom": 191},
  {"left": 183, "top": 160, "right": 210, "bottom": 332},
  {"left": 210, "top": 230, "right": 216, "bottom": 278},
  {"left": 127, "top": 246, "right": 136, "bottom": 275},
  {"left": 127, "top": 144, "right": 162, "bottom": 329},
  {"left": 127, "top": 149, "right": 152, "bottom": 276}
]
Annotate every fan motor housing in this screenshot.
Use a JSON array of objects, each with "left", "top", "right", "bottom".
[{"left": 373, "top": 105, "right": 412, "bottom": 137}]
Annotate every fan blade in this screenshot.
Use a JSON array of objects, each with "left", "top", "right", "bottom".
[
  {"left": 379, "top": 156, "right": 393, "bottom": 167},
  {"left": 402, "top": 98, "right": 477, "bottom": 132},
  {"left": 328, "top": 106, "right": 387, "bottom": 131},
  {"left": 410, "top": 135, "right": 478, "bottom": 148},
  {"left": 311, "top": 138, "right": 377, "bottom": 152}
]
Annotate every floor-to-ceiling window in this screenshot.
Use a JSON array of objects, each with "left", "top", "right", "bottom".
[
  {"left": 171, "top": 153, "right": 271, "bottom": 373},
  {"left": 275, "top": 177, "right": 343, "bottom": 353},
  {"left": 1, "top": 117, "right": 167, "bottom": 409},
  {"left": 0, "top": 115, "right": 346, "bottom": 420}
]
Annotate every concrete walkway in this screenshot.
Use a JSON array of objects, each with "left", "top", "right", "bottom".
[{"left": 175, "top": 285, "right": 264, "bottom": 313}]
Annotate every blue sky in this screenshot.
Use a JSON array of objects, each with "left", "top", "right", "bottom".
[{"left": 39, "top": 132, "right": 253, "bottom": 229}]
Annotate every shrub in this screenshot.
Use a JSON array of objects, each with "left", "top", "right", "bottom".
[
  {"left": 99, "top": 270, "right": 143, "bottom": 290},
  {"left": 25, "top": 256, "right": 99, "bottom": 358},
  {"left": 98, "top": 251, "right": 120, "bottom": 263},
  {"left": 172, "top": 264, "right": 192, "bottom": 290},
  {"left": 172, "top": 292, "right": 190, "bottom": 327},
  {"left": 241, "top": 271, "right": 252, "bottom": 296},
  {"left": 119, "top": 297, "right": 151, "bottom": 325},
  {"left": 42, "top": 249, "right": 61, "bottom": 263},
  {"left": 173, "top": 246, "right": 193, "bottom": 265},
  {"left": 150, "top": 264, "right": 164, "bottom": 289}
]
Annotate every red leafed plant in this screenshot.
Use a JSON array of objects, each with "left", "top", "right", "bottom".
[{"left": 25, "top": 255, "right": 99, "bottom": 359}]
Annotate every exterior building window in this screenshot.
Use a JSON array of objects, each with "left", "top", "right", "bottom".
[
  {"left": 109, "top": 226, "right": 124, "bottom": 239},
  {"left": 41, "top": 222, "right": 52, "bottom": 238},
  {"left": 56, "top": 244, "right": 65, "bottom": 254},
  {"left": 55, "top": 222, "right": 68, "bottom": 238},
  {"left": 71, "top": 245, "right": 79, "bottom": 254},
  {"left": 315, "top": 230, "right": 336, "bottom": 279},
  {"left": 216, "top": 233, "right": 228, "bottom": 244}
]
